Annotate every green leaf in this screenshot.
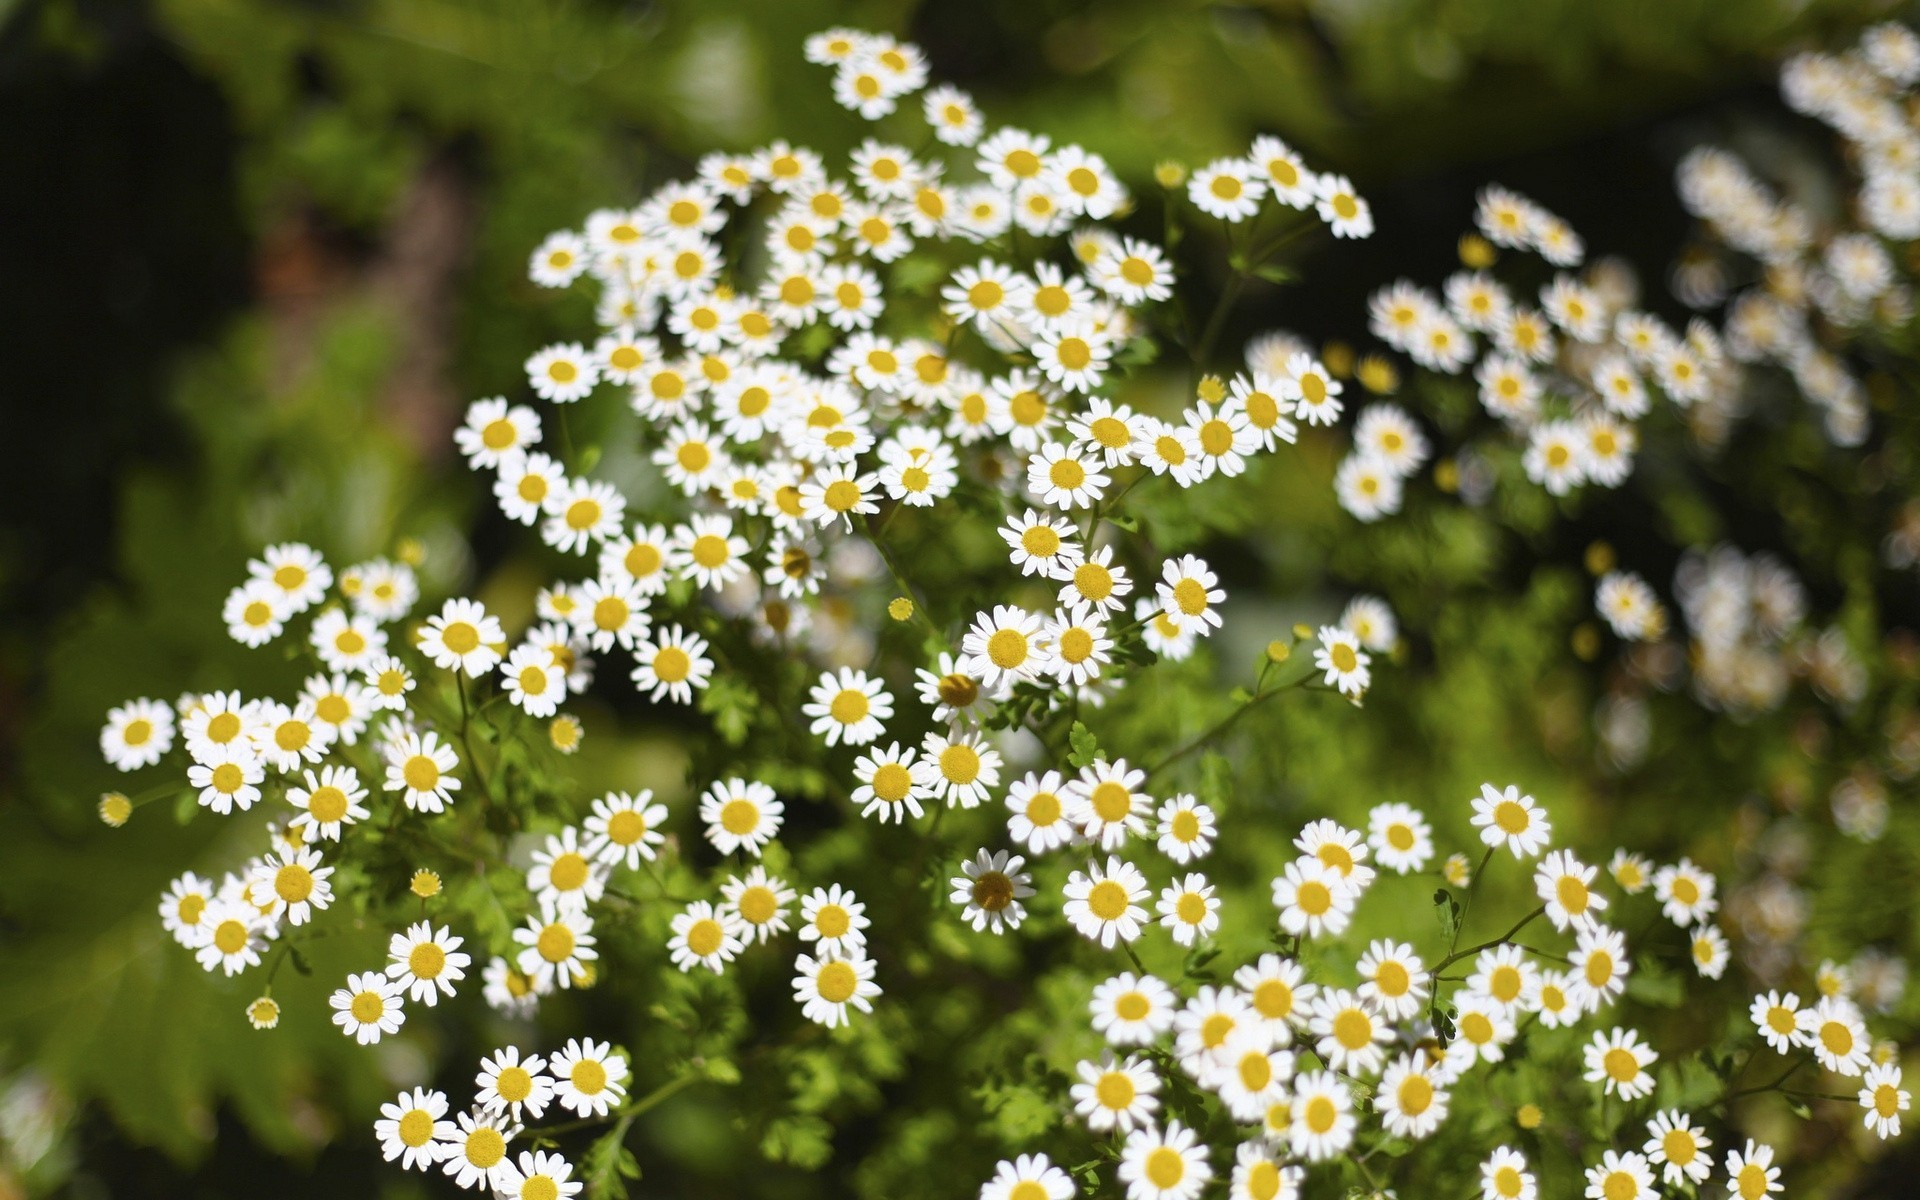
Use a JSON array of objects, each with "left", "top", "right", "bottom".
[
  {"left": 1434, "top": 889, "right": 1462, "bottom": 944},
  {"left": 1067, "top": 721, "right": 1102, "bottom": 769}
]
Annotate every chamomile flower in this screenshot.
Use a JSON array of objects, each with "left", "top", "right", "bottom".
[
  {"left": 952, "top": 850, "right": 1033, "bottom": 933},
  {"left": 1335, "top": 453, "right": 1403, "bottom": 521},
  {"left": 248, "top": 845, "right": 333, "bottom": 926},
  {"left": 1001, "top": 509, "right": 1084, "bottom": 579},
  {"left": 1027, "top": 440, "right": 1109, "bottom": 507},
  {"left": 511, "top": 902, "right": 597, "bottom": 991},
  {"left": 1118, "top": 1120, "right": 1211, "bottom": 1200},
  {"left": 474, "top": 1047, "right": 553, "bottom": 1121},
  {"left": 1724, "top": 1140, "right": 1782, "bottom": 1200},
  {"left": 1313, "top": 626, "right": 1371, "bottom": 697},
  {"left": 1570, "top": 924, "right": 1630, "bottom": 1013},
  {"left": 1001, "top": 770, "right": 1074, "bottom": 853},
  {"left": 495, "top": 452, "right": 565, "bottom": 525},
  {"left": 670, "top": 514, "right": 751, "bottom": 589},
  {"left": 529, "top": 231, "right": 586, "bottom": 287},
  {"left": 493, "top": 1151, "right": 582, "bottom": 1200},
  {"left": 1596, "top": 571, "right": 1665, "bottom": 641},
  {"left": 1750, "top": 990, "right": 1808, "bottom": 1053},
  {"left": 194, "top": 900, "right": 265, "bottom": 975},
  {"left": 548, "top": 1038, "right": 628, "bottom": 1118},
  {"left": 385, "top": 731, "right": 461, "bottom": 813},
  {"left": 455, "top": 397, "right": 541, "bottom": 467},
  {"left": 1158, "top": 556, "right": 1224, "bottom": 633},
  {"left": 1447, "top": 994, "right": 1517, "bottom": 1071},
  {"left": 1536, "top": 850, "right": 1607, "bottom": 931},
  {"left": 1644, "top": 1110, "right": 1713, "bottom": 1186},
  {"left": 1189, "top": 158, "right": 1265, "bottom": 221},
  {"left": 1356, "top": 940, "right": 1429, "bottom": 1021},
  {"left": 1315, "top": 174, "right": 1373, "bottom": 237},
  {"left": 1091, "top": 972, "right": 1178, "bottom": 1046},
  {"left": 1271, "top": 858, "right": 1355, "bottom": 938},
  {"left": 1093, "top": 237, "right": 1174, "bottom": 304},
  {"left": 1377, "top": 1053, "right": 1450, "bottom": 1139},
  {"left": 850, "top": 742, "right": 932, "bottom": 823},
  {"left": 1307, "top": 987, "right": 1389, "bottom": 1075},
  {"left": 386, "top": 920, "right": 469, "bottom": 1006},
  {"left": 101, "top": 697, "right": 174, "bottom": 770},
  {"left": 630, "top": 625, "right": 714, "bottom": 705},
  {"left": 793, "top": 950, "right": 881, "bottom": 1027},
  {"left": 1691, "top": 925, "right": 1730, "bottom": 979},
  {"left": 1584, "top": 1151, "right": 1655, "bottom": 1200},
  {"left": 1288, "top": 1070, "right": 1356, "bottom": 1162},
  {"left": 1585, "top": 1026, "right": 1658, "bottom": 1099},
  {"left": 1071, "top": 1053, "right": 1161, "bottom": 1133},
  {"left": 804, "top": 668, "right": 893, "bottom": 747},
  {"left": 920, "top": 728, "right": 1003, "bottom": 810},
  {"left": 667, "top": 901, "right": 745, "bottom": 975},
  {"left": 1481, "top": 1147, "right": 1536, "bottom": 1200},
  {"left": 980, "top": 1153, "right": 1073, "bottom": 1200},
  {"left": 189, "top": 747, "right": 264, "bottom": 814},
  {"left": 363, "top": 655, "right": 415, "bottom": 712},
  {"left": 1470, "top": 783, "right": 1551, "bottom": 858},
  {"left": 420, "top": 599, "right": 505, "bottom": 676},
  {"left": 1280, "top": 353, "right": 1342, "bottom": 425},
  {"left": 497, "top": 644, "right": 563, "bottom": 718},
  {"left": 582, "top": 790, "right": 667, "bottom": 869},
  {"left": 1653, "top": 858, "right": 1718, "bottom": 926},
  {"left": 1155, "top": 794, "right": 1217, "bottom": 863},
  {"left": 1609, "top": 849, "right": 1653, "bottom": 893},
  {"left": 1063, "top": 856, "right": 1151, "bottom": 947},
  {"left": 159, "top": 871, "right": 214, "bottom": 942},
  {"left": 922, "top": 84, "right": 982, "bottom": 145},
  {"left": 961, "top": 605, "right": 1049, "bottom": 688},
  {"left": 1859, "top": 1063, "right": 1909, "bottom": 1138},
  {"left": 376, "top": 1087, "right": 453, "bottom": 1170},
  {"left": 1805, "top": 996, "right": 1871, "bottom": 1075},
  {"left": 224, "top": 579, "right": 286, "bottom": 646},
  {"left": 1367, "top": 802, "right": 1435, "bottom": 873},
  {"left": 331, "top": 971, "right": 406, "bottom": 1045},
  {"left": 527, "top": 342, "right": 598, "bottom": 402},
  {"left": 438, "top": 1109, "right": 517, "bottom": 1191},
  {"left": 528, "top": 827, "right": 603, "bottom": 914},
  {"left": 720, "top": 866, "right": 795, "bottom": 945},
  {"left": 1158, "top": 874, "right": 1220, "bottom": 947},
  {"left": 799, "top": 885, "right": 869, "bottom": 957},
  {"left": 1235, "top": 955, "right": 1313, "bottom": 1045},
  {"left": 1135, "top": 419, "right": 1207, "bottom": 487},
  {"left": 1466, "top": 945, "right": 1538, "bottom": 1015}
]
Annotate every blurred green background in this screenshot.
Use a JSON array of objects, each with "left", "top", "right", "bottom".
[{"left": 3, "top": 0, "right": 1915, "bottom": 1195}]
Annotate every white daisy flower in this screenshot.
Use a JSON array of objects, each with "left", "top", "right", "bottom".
[
  {"left": 384, "top": 730, "right": 461, "bottom": 813},
  {"left": 798, "top": 884, "right": 869, "bottom": 957},
  {"left": 511, "top": 901, "right": 596, "bottom": 991},
  {"left": 1090, "top": 972, "right": 1178, "bottom": 1046},
  {"left": 1063, "top": 856, "right": 1151, "bottom": 947},
  {"left": 100, "top": 696, "right": 175, "bottom": 770},
  {"left": 436, "top": 1108, "right": 517, "bottom": 1191},
  {"left": 1271, "top": 858, "right": 1354, "bottom": 939},
  {"left": 1155, "top": 794, "right": 1217, "bottom": 863},
  {"left": 1287, "top": 1069, "right": 1356, "bottom": 1162},
  {"left": 420, "top": 598, "right": 505, "bottom": 676},
  {"left": 1470, "top": 783, "right": 1551, "bottom": 858},
  {"left": 1070, "top": 1052, "right": 1160, "bottom": 1133},
  {"left": 330, "top": 970, "right": 406, "bottom": 1045},
  {"left": 1189, "top": 157, "right": 1265, "bottom": 222},
  {"left": 583, "top": 790, "right": 667, "bottom": 869},
  {"left": 375, "top": 1087, "right": 453, "bottom": 1170},
  {"left": 951, "top": 849, "right": 1033, "bottom": 933},
  {"left": 474, "top": 1046, "right": 553, "bottom": 1122},
  {"left": 1158, "top": 873, "right": 1220, "bottom": 947},
  {"left": 793, "top": 950, "right": 881, "bottom": 1027},
  {"left": 803, "top": 667, "right": 893, "bottom": 747},
  {"left": 1118, "top": 1119, "right": 1211, "bottom": 1200}
]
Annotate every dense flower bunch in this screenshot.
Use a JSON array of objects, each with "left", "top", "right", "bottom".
[
  {"left": 1344, "top": 187, "right": 1735, "bottom": 522},
  {"left": 86, "top": 22, "right": 1920, "bottom": 1200},
  {"left": 1677, "top": 21, "right": 1920, "bottom": 451}
]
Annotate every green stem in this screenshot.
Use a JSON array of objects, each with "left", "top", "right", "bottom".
[{"left": 1436, "top": 904, "right": 1547, "bottom": 972}]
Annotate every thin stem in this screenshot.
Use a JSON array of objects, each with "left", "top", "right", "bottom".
[
  {"left": 1192, "top": 271, "right": 1247, "bottom": 370},
  {"left": 1436, "top": 904, "right": 1547, "bottom": 972},
  {"left": 1145, "top": 680, "right": 1292, "bottom": 780}
]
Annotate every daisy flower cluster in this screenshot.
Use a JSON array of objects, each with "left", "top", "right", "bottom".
[
  {"left": 1338, "top": 185, "right": 1730, "bottom": 520},
  {"left": 370, "top": 1037, "right": 625, "bottom": 1195},
  {"left": 1677, "top": 22, "right": 1920, "bottom": 450},
  {"left": 95, "top": 26, "right": 1401, "bottom": 1194},
  {"left": 979, "top": 783, "right": 1909, "bottom": 1200},
  {"left": 1592, "top": 544, "right": 1866, "bottom": 721}
]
